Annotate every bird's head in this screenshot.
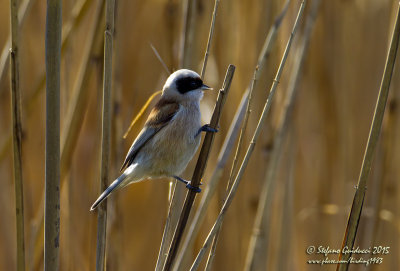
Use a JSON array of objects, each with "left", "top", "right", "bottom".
[{"left": 162, "top": 69, "right": 212, "bottom": 102}]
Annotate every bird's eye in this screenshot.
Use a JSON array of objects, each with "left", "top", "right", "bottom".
[{"left": 190, "top": 81, "right": 198, "bottom": 87}]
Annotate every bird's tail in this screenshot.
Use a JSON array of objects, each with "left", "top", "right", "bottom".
[{"left": 90, "top": 173, "right": 128, "bottom": 211}]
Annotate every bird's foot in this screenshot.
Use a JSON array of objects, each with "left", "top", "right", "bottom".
[
  {"left": 201, "top": 124, "right": 219, "bottom": 133},
  {"left": 173, "top": 176, "right": 201, "bottom": 193},
  {"left": 195, "top": 124, "right": 219, "bottom": 137}
]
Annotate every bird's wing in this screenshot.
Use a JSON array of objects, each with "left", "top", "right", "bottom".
[{"left": 120, "top": 99, "right": 180, "bottom": 171}]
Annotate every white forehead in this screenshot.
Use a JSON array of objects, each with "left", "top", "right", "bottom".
[{"left": 163, "top": 69, "right": 201, "bottom": 89}]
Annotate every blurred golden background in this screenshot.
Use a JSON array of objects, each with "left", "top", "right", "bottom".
[{"left": 0, "top": 0, "right": 399, "bottom": 270}]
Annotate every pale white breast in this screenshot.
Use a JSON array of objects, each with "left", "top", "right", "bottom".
[{"left": 136, "top": 100, "right": 202, "bottom": 177}]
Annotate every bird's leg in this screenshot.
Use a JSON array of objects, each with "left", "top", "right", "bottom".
[
  {"left": 173, "top": 175, "right": 201, "bottom": 193},
  {"left": 195, "top": 124, "right": 218, "bottom": 138}
]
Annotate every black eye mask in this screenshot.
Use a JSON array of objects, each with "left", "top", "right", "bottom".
[{"left": 176, "top": 77, "right": 203, "bottom": 94}]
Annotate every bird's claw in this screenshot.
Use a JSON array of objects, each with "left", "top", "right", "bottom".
[
  {"left": 186, "top": 183, "right": 201, "bottom": 193},
  {"left": 201, "top": 124, "right": 218, "bottom": 133},
  {"left": 173, "top": 175, "right": 201, "bottom": 193}
]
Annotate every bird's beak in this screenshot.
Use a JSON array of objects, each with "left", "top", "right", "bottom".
[{"left": 201, "top": 84, "right": 213, "bottom": 91}]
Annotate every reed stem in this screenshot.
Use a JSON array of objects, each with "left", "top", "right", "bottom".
[
  {"left": 0, "top": 0, "right": 33, "bottom": 88},
  {"left": 95, "top": 0, "right": 115, "bottom": 270},
  {"left": 10, "top": 0, "right": 26, "bottom": 270},
  {"left": 336, "top": 2, "right": 400, "bottom": 270},
  {"left": 200, "top": 0, "right": 219, "bottom": 79},
  {"left": 44, "top": 0, "right": 62, "bottom": 270}
]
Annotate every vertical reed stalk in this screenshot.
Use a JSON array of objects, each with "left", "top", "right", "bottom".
[
  {"left": 162, "top": 65, "right": 235, "bottom": 271},
  {"left": 200, "top": 0, "right": 219, "bottom": 79},
  {"left": 0, "top": 0, "right": 94, "bottom": 167},
  {"left": 28, "top": 0, "right": 93, "bottom": 106},
  {"left": 0, "top": 0, "right": 33, "bottom": 87},
  {"left": 26, "top": 2, "right": 103, "bottom": 270},
  {"left": 28, "top": 2, "right": 104, "bottom": 269},
  {"left": 95, "top": 0, "right": 115, "bottom": 270},
  {"left": 180, "top": 0, "right": 198, "bottom": 68},
  {"left": 44, "top": 0, "right": 62, "bottom": 270},
  {"left": 189, "top": 2, "right": 306, "bottom": 270},
  {"left": 336, "top": 2, "right": 400, "bottom": 270},
  {"left": 244, "top": 1, "right": 320, "bottom": 269},
  {"left": 10, "top": 0, "right": 25, "bottom": 270}
]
